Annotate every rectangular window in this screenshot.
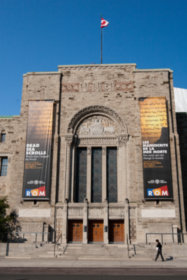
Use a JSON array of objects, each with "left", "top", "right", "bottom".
[
  {"left": 0, "top": 133, "right": 6, "bottom": 142},
  {"left": 75, "top": 148, "right": 87, "bottom": 202},
  {"left": 91, "top": 148, "right": 102, "bottom": 202},
  {"left": 0, "top": 157, "right": 8, "bottom": 176},
  {"left": 107, "top": 148, "right": 117, "bottom": 202}
]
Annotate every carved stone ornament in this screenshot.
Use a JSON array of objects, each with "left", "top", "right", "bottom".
[
  {"left": 68, "top": 105, "right": 127, "bottom": 134},
  {"left": 118, "top": 134, "right": 129, "bottom": 146},
  {"left": 77, "top": 115, "right": 116, "bottom": 137},
  {"left": 65, "top": 134, "right": 73, "bottom": 145}
]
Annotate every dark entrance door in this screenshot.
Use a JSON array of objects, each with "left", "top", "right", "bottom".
[
  {"left": 68, "top": 220, "right": 83, "bottom": 243},
  {"left": 109, "top": 220, "right": 124, "bottom": 243},
  {"left": 88, "top": 220, "right": 104, "bottom": 243}
]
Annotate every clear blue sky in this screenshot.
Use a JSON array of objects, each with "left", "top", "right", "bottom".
[{"left": 0, "top": 0, "right": 187, "bottom": 115}]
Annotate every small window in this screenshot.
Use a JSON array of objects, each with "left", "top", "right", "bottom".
[
  {"left": 0, "top": 157, "right": 8, "bottom": 176},
  {"left": 0, "top": 132, "right": 6, "bottom": 143}
]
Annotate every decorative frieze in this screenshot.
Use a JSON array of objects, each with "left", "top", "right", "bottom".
[
  {"left": 79, "top": 137, "right": 117, "bottom": 146},
  {"left": 68, "top": 105, "right": 127, "bottom": 134},
  {"left": 58, "top": 64, "right": 136, "bottom": 71},
  {"left": 62, "top": 81, "right": 134, "bottom": 94},
  {"left": 77, "top": 116, "right": 117, "bottom": 137}
]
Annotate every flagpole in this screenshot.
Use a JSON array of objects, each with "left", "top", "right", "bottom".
[
  {"left": 101, "top": 26, "right": 103, "bottom": 64},
  {"left": 100, "top": 17, "right": 109, "bottom": 64}
]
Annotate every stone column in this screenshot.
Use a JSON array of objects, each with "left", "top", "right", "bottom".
[
  {"left": 118, "top": 134, "right": 128, "bottom": 202},
  {"left": 50, "top": 135, "right": 58, "bottom": 204},
  {"left": 70, "top": 138, "right": 77, "bottom": 202},
  {"left": 87, "top": 147, "right": 92, "bottom": 202},
  {"left": 62, "top": 199, "right": 68, "bottom": 244},
  {"left": 125, "top": 198, "right": 130, "bottom": 244},
  {"left": 172, "top": 224, "right": 179, "bottom": 243},
  {"left": 64, "top": 135, "right": 73, "bottom": 201},
  {"left": 43, "top": 222, "right": 48, "bottom": 242},
  {"left": 104, "top": 200, "right": 109, "bottom": 244},
  {"left": 50, "top": 102, "right": 60, "bottom": 204},
  {"left": 83, "top": 198, "right": 88, "bottom": 244},
  {"left": 58, "top": 137, "right": 63, "bottom": 203},
  {"left": 102, "top": 147, "right": 107, "bottom": 202},
  {"left": 55, "top": 205, "right": 63, "bottom": 244}
]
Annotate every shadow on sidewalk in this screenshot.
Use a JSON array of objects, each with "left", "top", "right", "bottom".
[{"left": 165, "top": 256, "right": 173, "bottom": 261}]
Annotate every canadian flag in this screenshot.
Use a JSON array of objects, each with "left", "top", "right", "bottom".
[{"left": 101, "top": 18, "right": 109, "bottom": 28}]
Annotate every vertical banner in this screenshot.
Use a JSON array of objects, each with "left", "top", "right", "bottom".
[
  {"left": 139, "top": 97, "right": 173, "bottom": 200},
  {"left": 23, "top": 101, "right": 54, "bottom": 200}
]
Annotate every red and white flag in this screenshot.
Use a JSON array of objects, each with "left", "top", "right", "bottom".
[{"left": 101, "top": 18, "right": 109, "bottom": 28}]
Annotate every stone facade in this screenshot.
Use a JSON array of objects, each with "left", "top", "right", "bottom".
[{"left": 0, "top": 64, "right": 186, "bottom": 245}]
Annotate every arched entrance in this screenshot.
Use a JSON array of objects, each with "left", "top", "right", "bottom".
[{"left": 64, "top": 105, "right": 128, "bottom": 244}]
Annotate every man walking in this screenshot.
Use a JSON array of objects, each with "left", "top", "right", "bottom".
[{"left": 155, "top": 239, "right": 164, "bottom": 261}]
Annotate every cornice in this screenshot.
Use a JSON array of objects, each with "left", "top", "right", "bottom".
[
  {"left": 58, "top": 63, "right": 136, "bottom": 71},
  {"left": 134, "top": 69, "right": 173, "bottom": 73},
  {"left": 23, "top": 72, "right": 61, "bottom": 77}
]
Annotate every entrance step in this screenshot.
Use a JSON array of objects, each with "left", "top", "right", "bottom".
[
  {"left": 0, "top": 242, "right": 55, "bottom": 258},
  {"left": 2, "top": 242, "right": 187, "bottom": 260},
  {"left": 56, "top": 244, "right": 130, "bottom": 260}
]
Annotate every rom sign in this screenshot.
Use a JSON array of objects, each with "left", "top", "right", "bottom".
[
  {"left": 139, "top": 97, "right": 173, "bottom": 200},
  {"left": 22, "top": 101, "right": 54, "bottom": 200}
]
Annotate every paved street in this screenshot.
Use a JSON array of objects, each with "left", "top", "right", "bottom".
[
  {"left": 0, "top": 275, "right": 187, "bottom": 280},
  {"left": 0, "top": 267, "right": 187, "bottom": 280},
  {"left": 1, "top": 255, "right": 187, "bottom": 280}
]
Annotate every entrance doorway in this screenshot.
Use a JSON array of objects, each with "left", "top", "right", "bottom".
[
  {"left": 88, "top": 220, "right": 104, "bottom": 243},
  {"left": 68, "top": 220, "right": 83, "bottom": 243},
  {"left": 109, "top": 220, "right": 124, "bottom": 243}
]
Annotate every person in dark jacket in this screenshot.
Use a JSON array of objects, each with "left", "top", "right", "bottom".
[{"left": 155, "top": 239, "right": 164, "bottom": 261}]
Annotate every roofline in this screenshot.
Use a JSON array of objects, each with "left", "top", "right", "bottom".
[
  {"left": 23, "top": 64, "right": 173, "bottom": 76},
  {"left": 23, "top": 72, "right": 61, "bottom": 77},
  {"left": 58, "top": 63, "right": 137, "bottom": 67},
  {"left": 0, "top": 115, "right": 20, "bottom": 119},
  {"left": 134, "top": 68, "right": 173, "bottom": 73}
]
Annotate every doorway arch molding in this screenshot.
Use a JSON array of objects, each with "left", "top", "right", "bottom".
[{"left": 67, "top": 105, "right": 128, "bottom": 136}]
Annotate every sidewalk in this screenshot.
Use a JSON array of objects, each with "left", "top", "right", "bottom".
[{"left": 0, "top": 256, "right": 187, "bottom": 269}]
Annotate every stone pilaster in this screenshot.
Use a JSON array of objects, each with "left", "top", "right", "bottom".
[
  {"left": 104, "top": 200, "right": 109, "bottom": 244},
  {"left": 102, "top": 147, "right": 107, "bottom": 202},
  {"left": 64, "top": 134, "right": 73, "bottom": 201},
  {"left": 125, "top": 198, "right": 130, "bottom": 244},
  {"left": 70, "top": 144, "right": 75, "bottom": 202},
  {"left": 118, "top": 134, "right": 129, "bottom": 201},
  {"left": 83, "top": 199, "right": 88, "bottom": 244},
  {"left": 62, "top": 200, "right": 68, "bottom": 244},
  {"left": 87, "top": 147, "right": 92, "bottom": 202}
]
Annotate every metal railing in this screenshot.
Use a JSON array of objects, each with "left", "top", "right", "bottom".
[
  {"left": 145, "top": 232, "right": 186, "bottom": 244},
  {"left": 8, "top": 231, "right": 54, "bottom": 244}
]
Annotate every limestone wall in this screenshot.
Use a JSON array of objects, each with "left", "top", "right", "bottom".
[{"left": 0, "top": 64, "right": 185, "bottom": 243}]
